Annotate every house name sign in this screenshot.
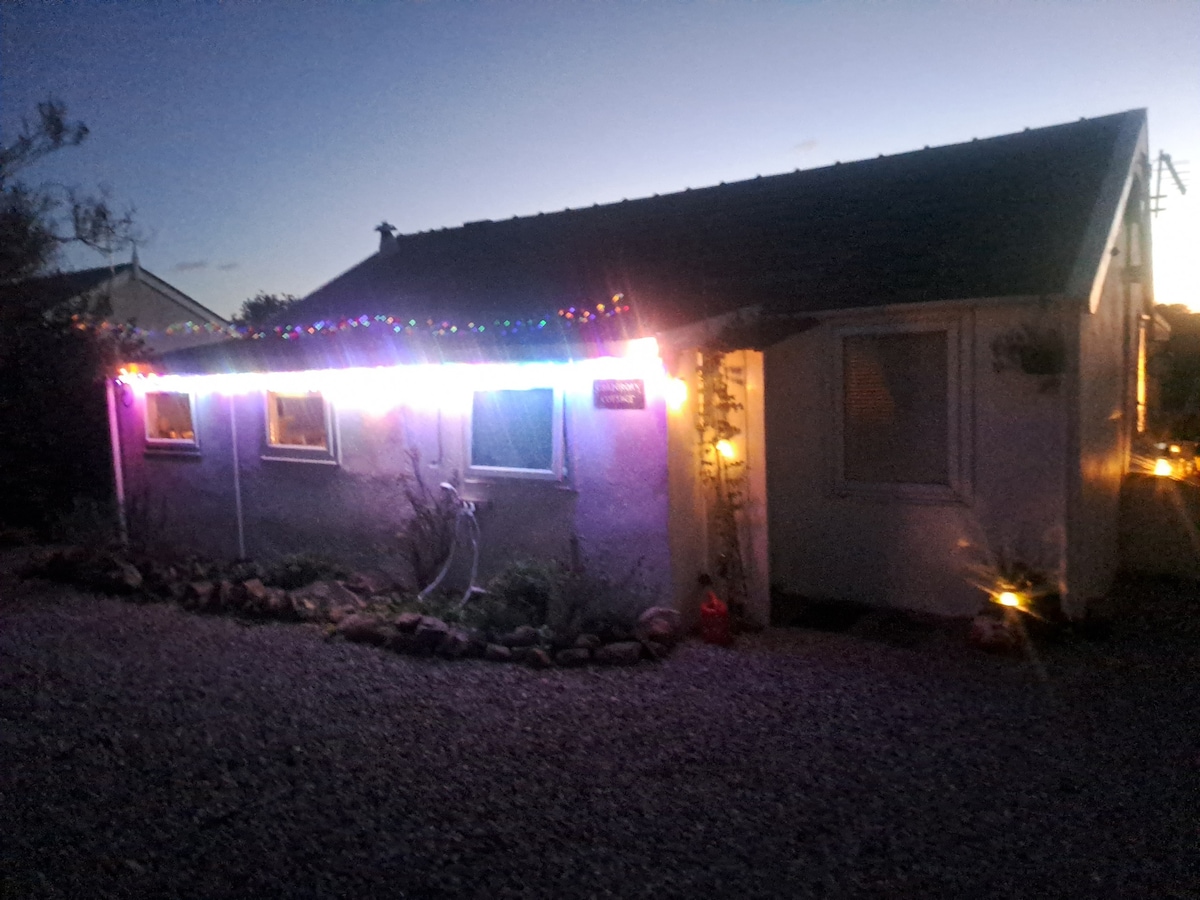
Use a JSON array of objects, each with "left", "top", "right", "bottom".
[{"left": 593, "top": 379, "right": 645, "bottom": 410}]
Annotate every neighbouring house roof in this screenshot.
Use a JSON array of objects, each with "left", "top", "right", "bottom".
[
  {"left": 10, "top": 263, "right": 135, "bottom": 303},
  {"left": 158, "top": 109, "right": 1148, "bottom": 375},
  {"left": 3, "top": 260, "right": 231, "bottom": 355}
]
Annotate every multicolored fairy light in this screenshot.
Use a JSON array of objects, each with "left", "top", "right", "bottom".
[{"left": 83, "top": 296, "right": 633, "bottom": 344}]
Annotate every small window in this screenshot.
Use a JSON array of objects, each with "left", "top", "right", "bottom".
[
  {"left": 469, "top": 387, "right": 561, "bottom": 478},
  {"left": 145, "top": 391, "right": 197, "bottom": 448},
  {"left": 264, "top": 391, "right": 337, "bottom": 464},
  {"left": 268, "top": 391, "right": 328, "bottom": 448},
  {"left": 843, "top": 331, "right": 949, "bottom": 485}
]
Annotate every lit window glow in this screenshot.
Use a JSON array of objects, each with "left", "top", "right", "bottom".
[
  {"left": 268, "top": 391, "right": 329, "bottom": 449},
  {"left": 145, "top": 391, "right": 196, "bottom": 444}
]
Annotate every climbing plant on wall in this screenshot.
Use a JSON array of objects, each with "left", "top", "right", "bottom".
[{"left": 696, "top": 350, "right": 749, "bottom": 627}]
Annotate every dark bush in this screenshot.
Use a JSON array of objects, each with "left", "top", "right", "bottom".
[
  {"left": 394, "top": 449, "right": 460, "bottom": 590},
  {"left": 262, "top": 553, "right": 348, "bottom": 590},
  {"left": 484, "top": 558, "right": 562, "bottom": 626}
]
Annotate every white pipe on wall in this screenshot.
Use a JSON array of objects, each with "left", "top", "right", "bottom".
[
  {"left": 105, "top": 378, "right": 129, "bottom": 546},
  {"left": 229, "top": 395, "right": 247, "bottom": 558}
]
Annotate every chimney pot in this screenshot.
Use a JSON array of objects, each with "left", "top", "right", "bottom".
[{"left": 375, "top": 221, "right": 398, "bottom": 255}]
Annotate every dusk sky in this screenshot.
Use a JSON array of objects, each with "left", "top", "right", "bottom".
[{"left": 2, "top": 1, "right": 1198, "bottom": 319}]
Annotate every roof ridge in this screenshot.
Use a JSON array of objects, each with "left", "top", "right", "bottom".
[
  {"left": 292, "top": 110, "right": 1142, "bottom": 329},
  {"left": 387, "top": 109, "right": 1147, "bottom": 240}
]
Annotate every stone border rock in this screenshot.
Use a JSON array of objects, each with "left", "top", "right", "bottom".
[
  {"left": 321, "top": 599, "right": 681, "bottom": 668},
  {"left": 333, "top": 611, "right": 663, "bottom": 667}
]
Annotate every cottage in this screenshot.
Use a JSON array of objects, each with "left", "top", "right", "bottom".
[
  {"left": 110, "top": 109, "right": 1153, "bottom": 623},
  {"left": 110, "top": 316, "right": 676, "bottom": 606}
]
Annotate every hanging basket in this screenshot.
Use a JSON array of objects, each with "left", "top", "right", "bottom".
[{"left": 991, "top": 324, "right": 1066, "bottom": 377}]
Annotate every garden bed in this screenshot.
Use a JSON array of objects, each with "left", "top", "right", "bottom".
[{"left": 19, "top": 545, "right": 682, "bottom": 668}]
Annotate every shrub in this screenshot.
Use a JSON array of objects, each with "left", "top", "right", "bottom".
[
  {"left": 458, "top": 590, "right": 539, "bottom": 635},
  {"left": 394, "top": 449, "right": 460, "bottom": 590},
  {"left": 262, "top": 553, "right": 348, "bottom": 590},
  {"left": 221, "top": 558, "right": 267, "bottom": 584},
  {"left": 48, "top": 496, "right": 118, "bottom": 546},
  {"left": 480, "top": 554, "right": 652, "bottom": 638},
  {"left": 21, "top": 545, "right": 140, "bottom": 595},
  {"left": 571, "top": 558, "right": 651, "bottom": 637},
  {"left": 406, "top": 590, "right": 466, "bottom": 626},
  {"left": 484, "top": 558, "right": 563, "bottom": 626}
]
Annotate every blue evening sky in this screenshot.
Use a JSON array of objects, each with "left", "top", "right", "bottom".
[{"left": 2, "top": 1, "right": 1198, "bottom": 319}]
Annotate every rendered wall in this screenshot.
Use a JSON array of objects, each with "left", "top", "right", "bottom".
[
  {"left": 764, "top": 301, "right": 1069, "bottom": 618},
  {"left": 666, "top": 350, "right": 709, "bottom": 627},
  {"left": 114, "top": 356, "right": 673, "bottom": 605},
  {"left": 115, "top": 388, "right": 243, "bottom": 558},
  {"left": 1068, "top": 210, "right": 1145, "bottom": 614}
]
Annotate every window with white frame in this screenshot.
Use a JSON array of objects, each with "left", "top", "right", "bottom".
[
  {"left": 468, "top": 387, "right": 562, "bottom": 479},
  {"left": 145, "top": 391, "right": 197, "bottom": 449},
  {"left": 264, "top": 391, "right": 337, "bottom": 463},
  {"left": 836, "top": 322, "right": 965, "bottom": 500}
]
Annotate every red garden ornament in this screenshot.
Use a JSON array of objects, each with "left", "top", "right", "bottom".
[{"left": 700, "top": 590, "right": 733, "bottom": 646}]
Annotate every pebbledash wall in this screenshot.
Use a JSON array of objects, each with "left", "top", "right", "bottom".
[{"left": 111, "top": 339, "right": 676, "bottom": 601}]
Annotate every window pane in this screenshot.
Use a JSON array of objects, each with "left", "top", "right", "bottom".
[
  {"left": 146, "top": 392, "right": 195, "bottom": 442},
  {"left": 472, "top": 388, "right": 554, "bottom": 471},
  {"left": 268, "top": 392, "right": 328, "bottom": 448},
  {"left": 843, "top": 332, "right": 948, "bottom": 484}
]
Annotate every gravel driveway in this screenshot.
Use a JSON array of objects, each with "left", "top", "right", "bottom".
[{"left": 2, "top": 565, "right": 1197, "bottom": 899}]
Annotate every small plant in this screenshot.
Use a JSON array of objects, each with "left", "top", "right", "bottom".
[
  {"left": 124, "top": 485, "right": 172, "bottom": 555},
  {"left": 221, "top": 558, "right": 267, "bottom": 584},
  {"left": 478, "top": 552, "right": 652, "bottom": 638},
  {"left": 48, "top": 496, "right": 118, "bottom": 546},
  {"left": 570, "top": 556, "right": 651, "bottom": 637},
  {"left": 22, "top": 544, "right": 143, "bottom": 595},
  {"left": 484, "top": 558, "right": 563, "bottom": 626},
  {"left": 406, "top": 590, "right": 467, "bottom": 625},
  {"left": 458, "top": 590, "right": 537, "bottom": 635},
  {"left": 394, "top": 448, "right": 460, "bottom": 589},
  {"left": 262, "top": 553, "right": 348, "bottom": 590}
]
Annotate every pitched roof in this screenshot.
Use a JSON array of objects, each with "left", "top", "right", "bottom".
[
  {"left": 4, "top": 262, "right": 229, "bottom": 325},
  {"left": 292, "top": 110, "right": 1146, "bottom": 332},
  {"left": 7, "top": 263, "right": 133, "bottom": 306}
]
